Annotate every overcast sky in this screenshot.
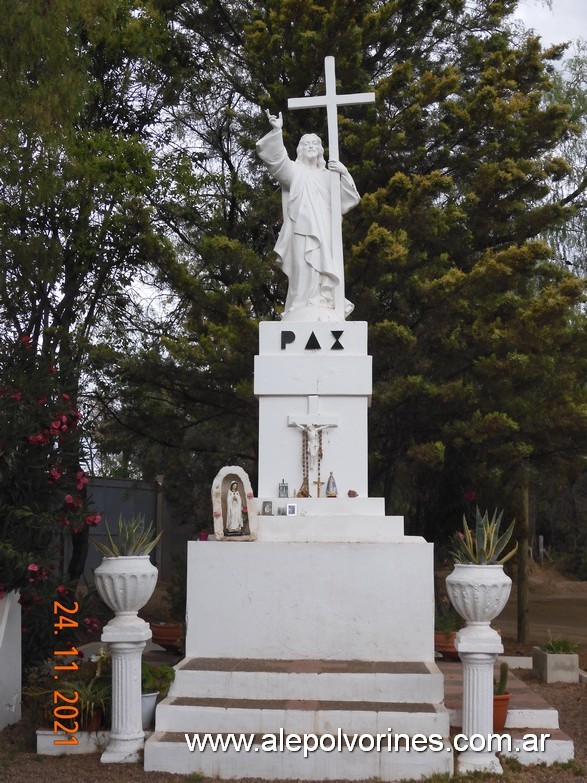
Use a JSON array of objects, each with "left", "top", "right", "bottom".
[{"left": 514, "top": 0, "right": 587, "bottom": 49}]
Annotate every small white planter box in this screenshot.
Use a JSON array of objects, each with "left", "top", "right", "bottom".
[
  {"left": 532, "top": 646, "right": 579, "bottom": 683},
  {"left": 37, "top": 729, "right": 110, "bottom": 755}
]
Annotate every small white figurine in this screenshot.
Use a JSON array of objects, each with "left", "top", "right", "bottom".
[{"left": 226, "top": 481, "right": 244, "bottom": 535}]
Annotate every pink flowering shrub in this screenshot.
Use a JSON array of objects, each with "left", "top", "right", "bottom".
[{"left": 0, "top": 336, "right": 104, "bottom": 670}]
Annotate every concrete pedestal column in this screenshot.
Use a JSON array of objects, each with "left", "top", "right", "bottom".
[
  {"left": 101, "top": 621, "right": 151, "bottom": 763},
  {"left": 456, "top": 632, "right": 503, "bottom": 774},
  {"left": 446, "top": 562, "right": 512, "bottom": 775}
]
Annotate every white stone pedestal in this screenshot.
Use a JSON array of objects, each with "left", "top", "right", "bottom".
[
  {"left": 184, "top": 536, "right": 433, "bottom": 661},
  {"left": 254, "top": 321, "right": 371, "bottom": 498},
  {"left": 144, "top": 317, "right": 453, "bottom": 779},
  {"left": 456, "top": 631, "right": 504, "bottom": 774},
  {"left": 101, "top": 621, "right": 151, "bottom": 763},
  {"left": 145, "top": 531, "right": 453, "bottom": 780}
]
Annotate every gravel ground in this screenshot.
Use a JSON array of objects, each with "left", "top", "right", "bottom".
[{"left": 0, "top": 673, "right": 585, "bottom": 783}]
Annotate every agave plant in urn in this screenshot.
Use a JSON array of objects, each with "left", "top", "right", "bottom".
[
  {"left": 93, "top": 515, "right": 162, "bottom": 628},
  {"left": 446, "top": 507, "right": 517, "bottom": 639}
]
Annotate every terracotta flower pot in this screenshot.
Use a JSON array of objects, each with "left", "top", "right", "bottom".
[
  {"left": 434, "top": 630, "right": 459, "bottom": 660},
  {"left": 493, "top": 692, "right": 510, "bottom": 733},
  {"left": 150, "top": 622, "right": 183, "bottom": 651},
  {"left": 81, "top": 708, "right": 104, "bottom": 732}
]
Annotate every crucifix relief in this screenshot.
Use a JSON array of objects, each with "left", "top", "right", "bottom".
[
  {"left": 256, "top": 56, "right": 375, "bottom": 323},
  {"left": 288, "top": 395, "right": 338, "bottom": 497}
]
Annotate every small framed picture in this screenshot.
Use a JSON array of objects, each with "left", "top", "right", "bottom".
[
  {"left": 286, "top": 503, "right": 297, "bottom": 516},
  {"left": 277, "top": 506, "right": 287, "bottom": 516},
  {"left": 278, "top": 480, "right": 289, "bottom": 498},
  {"left": 262, "top": 501, "right": 273, "bottom": 515}
]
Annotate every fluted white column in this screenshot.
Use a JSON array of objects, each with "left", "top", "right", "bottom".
[
  {"left": 101, "top": 619, "right": 151, "bottom": 763},
  {"left": 456, "top": 631, "right": 503, "bottom": 774}
]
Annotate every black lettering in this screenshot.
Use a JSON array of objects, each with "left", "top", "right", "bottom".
[
  {"left": 331, "top": 330, "right": 344, "bottom": 350},
  {"left": 281, "top": 331, "right": 296, "bottom": 350},
  {"left": 305, "top": 332, "right": 322, "bottom": 350}
]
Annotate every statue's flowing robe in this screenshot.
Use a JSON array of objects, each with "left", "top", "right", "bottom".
[{"left": 256, "top": 128, "right": 359, "bottom": 314}]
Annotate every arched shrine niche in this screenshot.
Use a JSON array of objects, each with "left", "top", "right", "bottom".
[{"left": 211, "top": 466, "right": 256, "bottom": 541}]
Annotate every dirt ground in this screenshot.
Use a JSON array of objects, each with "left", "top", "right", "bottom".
[{"left": 495, "top": 563, "right": 587, "bottom": 668}]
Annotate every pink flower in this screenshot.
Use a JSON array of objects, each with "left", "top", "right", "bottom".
[
  {"left": 11, "top": 390, "right": 21, "bottom": 401},
  {"left": 27, "top": 433, "right": 47, "bottom": 445},
  {"left": 213, "top": 511, "right": 221, "bottom": 518},
  {"left": 27, "top": 563, "right": 39, "bottom": 572},
  {"left": 246, "top": 492, "right": 254, "bottom": 499},
  {"left": 62, "top": 393, "right": 70, "bottom": 401},
  {"left": 49, "top": 467, "right": 63, "bottom": 482},
  {"left": 57, "top": 585, "right": 67, "bottom": 595},
  {"left": 64, "top": 494, "right": 73, "bottom": 504}
]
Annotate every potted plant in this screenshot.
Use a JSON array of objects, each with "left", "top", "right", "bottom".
[
  {"left": 434, "top": 597, "right": 462, "bottom": 660},
  {"left": 493, "top": 661, "right": 510, "bottom": 733},
  {"left": 446, "top": 507, "right": 518, "bottom": 631},
  {"left": 58, "top": 648, "right": 112, "bottom": 732},
  {"left": 141, "top": 661, "right": 175, "bottom": 729},
  {"left": 149, "top": 556, "right": 186, "bottom": 653},
  {"left": 532, "top": 634, "right": 580, "bottom": 683},
  {"left": 64, "top": 677, "right": 111, "bottom": 732},
  {"left": 93, "top": 514, "right": 161, "bottom": 622}
]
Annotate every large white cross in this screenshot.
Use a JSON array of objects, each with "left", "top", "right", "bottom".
[
  {"left": 288, "top": 56, "right": 376, "bottom": 162},
  {"left": 288, "top": 58, "right": 375, "bottom": 318}
]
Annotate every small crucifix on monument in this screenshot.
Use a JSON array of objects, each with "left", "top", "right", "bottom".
[
  {"left": 256, "top": 56, "right": 375, "bottom": 323},
  {"left": 288, "top": 395, "right": 338, "bottom": 497}
]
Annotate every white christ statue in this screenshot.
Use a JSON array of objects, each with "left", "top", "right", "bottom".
[
  {"left": 256, "top": 111, "right": 360, "bottom": 320},
  {"left": 256, "top": 57, "right": 375, "bottom": 322}
]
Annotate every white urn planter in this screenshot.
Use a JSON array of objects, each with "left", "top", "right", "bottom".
[
  {"left": 95, "top": 555, "right": 158, "bottom": 763},
  {"left": 95, "top": 555, "right": 158, "bottom": 626},
  {"left": 446, "top": 563, "right": 511, "bottom": 637},
  {"left": 446, "top": 563, "right": 513, "bottom": 776}
]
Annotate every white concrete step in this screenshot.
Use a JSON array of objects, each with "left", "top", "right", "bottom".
[
  {"left": 172, "top": 658, "right": 444, "bottom": 703},
  {"left": 257, "top": 497, "right": 386, "bottom": 516},
  {"left": 144, "top": 730, "right": 454, "bottom": 780},
  {"left": 154, "top": 696, "right": 450, "bottom": 736},
  {"left": 501, "top": 729, "right": 574, "bottom": 766},
  {"left": 253, "top": 514, "right": 406, "bottom": 542}
]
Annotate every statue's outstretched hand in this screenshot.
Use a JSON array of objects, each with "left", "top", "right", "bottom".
[
  {"left": 327, "top": 160, "right": 349, "bottom": 175},
  {"left": 265, "top": 110, "right": 283, "bottom": 129}
]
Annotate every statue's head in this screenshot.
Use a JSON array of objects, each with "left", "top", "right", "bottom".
[
  {"left": 230, "top": 481, "right": 238, "bottom": 491},
  {"left": 296, "top": 133, "right": 326, "bottom": 169}
]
